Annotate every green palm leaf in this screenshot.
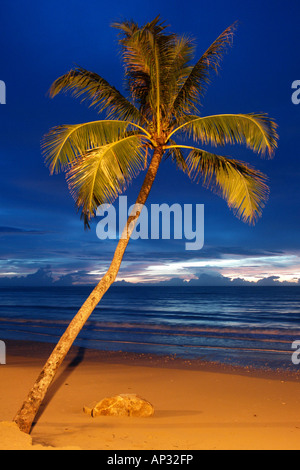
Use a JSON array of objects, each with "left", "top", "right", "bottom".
[
  {"left": 113, "top": 18, "right": 161, "bottom": 119},
  {"left": 66, "top": 134, "right": 146, "bottom": 225},
  {"left": 172, "top": 23, "right": 237, "bottom": 115},
  {"left": 169, "top": 113, "right": 278, "bottom": 158},
  {"left": 185, "top": 146, "right": 269, "bottom": 224},
  {"left": 42, "top": 120, "right": 149, "bottom": 174},
  {"left": 162, "top": 36, "right": 195, "bottom": 117},
  {"left": 113, "top": 17, "right": 178, "bottom": 131},
  {"left": 49, "top": 67, "right": 142, "bottom": 123},
  {"left": 164, "top": 138, "right": 188, "bottom": 172}
]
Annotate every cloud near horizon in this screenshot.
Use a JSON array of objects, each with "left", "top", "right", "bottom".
[{"left": 0, "top": 266, "right": 299, "bottom": 287}]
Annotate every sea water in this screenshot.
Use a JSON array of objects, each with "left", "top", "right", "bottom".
[{"left": 0, "top": 285, "right": 300, "bottom": 371}]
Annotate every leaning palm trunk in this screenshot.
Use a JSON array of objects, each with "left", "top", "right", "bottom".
[{"left": 13, "top": 147, "right": 163, "bottom": 434}]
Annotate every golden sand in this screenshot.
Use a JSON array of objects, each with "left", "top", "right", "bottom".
[{"left": 0, "top": 340, "right": 300, "bottom": 450}]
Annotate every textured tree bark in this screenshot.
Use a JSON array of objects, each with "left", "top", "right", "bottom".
[{"left": 13, "top": 146, "right": 164, "bottom": 434}]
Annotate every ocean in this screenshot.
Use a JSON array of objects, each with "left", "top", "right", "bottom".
[{"left": 0, "top": 285, "right": 300, "bottom": 371}]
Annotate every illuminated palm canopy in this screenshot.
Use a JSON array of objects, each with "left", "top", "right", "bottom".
[{"left": 42, "top": 16, "right": 278, "bottom": 226}]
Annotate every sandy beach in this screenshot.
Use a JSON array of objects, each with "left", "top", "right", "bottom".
[{"left": 0, "top": 339, "right": 300, "bottom": 450}]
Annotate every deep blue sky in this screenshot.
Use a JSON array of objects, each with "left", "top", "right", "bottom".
[{"left": 0, "top": 0, "right": 300, "bottom": 286}]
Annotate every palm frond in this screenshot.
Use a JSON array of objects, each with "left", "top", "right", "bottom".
[
  {"left": 42, "top": 120, "right": 149, "bottom": 174},
  {"left": 185, "top": 146, "right": 269, "bottom": 224},
  {"left": 164, "top": 139, "right": 188, "bottom": 172},
  {"left": 172, "top": 22, "right": 237, "bottom": 115},
  {"left": 66, "top": 135, "right": 146, "bottom": 225},
  {"left": 169, "top": 113, "right": 278, "bottom": 158},
  {"left": 113, "top": 18, "right": 160, "bottom": 118},
  {"left": 113, "top": 17, "right": 178, "bottom": 131},
  {"left": 112, "top": 16, "right": 168, "bottom": 38},
  {"left": 161, "top": 36, "right": 195, "bottom": 118},
  {"left": 49, "top": 67, "right": 142, "bottom": 123}
]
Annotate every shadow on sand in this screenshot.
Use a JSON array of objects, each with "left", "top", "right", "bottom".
[{"left": 32, "top": 346, "right": 86, "bottom": 429}]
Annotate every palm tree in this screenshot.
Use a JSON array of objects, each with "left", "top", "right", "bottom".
[{"left": 14, "top": 17, "right": 278, "bottom": 433}]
